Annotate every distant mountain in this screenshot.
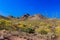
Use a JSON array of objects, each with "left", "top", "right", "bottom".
[
  {"left": 0, "top": 14, "right": 59, "bottom": 21},
  {"left": 7, "top": 16, "right": 15, "bottom": 20},
  {"left": 0, "top": 15, "right": 9, "bottom": 20}
]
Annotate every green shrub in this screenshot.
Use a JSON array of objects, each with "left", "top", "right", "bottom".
[
  {"left": 0, "top": 27, "right": 4, "bottom": 30},
  {"left": 25, "top": 28, "right": 35, "bottom": 33}
]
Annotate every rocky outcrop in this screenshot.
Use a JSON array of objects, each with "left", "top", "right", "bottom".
[
  {"left": 20, "top": 14, "right": 30, "bottom": 21},
  {"left": 28, "top": 14, "right": 46, "bottom": 21}
]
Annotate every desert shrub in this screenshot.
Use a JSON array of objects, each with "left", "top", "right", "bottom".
[
  {"left": 55, "top": 27, "right": 60, "bottom": 35},
  {"left": 35, "top": 28, "right": 51, "bottom": 35},
  {"left": 0, "top": 27, "right": 4, "bottom": 30},
  {"left": 25, "top": 28, "right": 35, "bottom": 33},
  {"left": 40, "top": 21, "right": 46, "bottom": 26},
  {"left": 40, "top": 29, "right": 48, "bottom": 35},
  {"left": 0, "top": 19, "right": 16, "bottom": 31},
  {"left": 18, "top": 23, "right": 25, "bottom": 29},
  {"left": 0, "top": 19, "right": 12, "bottom": 27}
]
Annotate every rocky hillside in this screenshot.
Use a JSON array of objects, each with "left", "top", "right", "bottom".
[
  {"left": 0, "top": 14, "right": 60, "bottom": 40},
  {"left": 19, "top": 14, "right": 46, "bottom": 21}
]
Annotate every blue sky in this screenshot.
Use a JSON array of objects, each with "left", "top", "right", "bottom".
[{"left": 0, "top": 0, "right": 60, "bottom": 18}]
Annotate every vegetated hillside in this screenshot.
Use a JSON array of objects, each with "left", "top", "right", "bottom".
[
  {"left": 0, "top": 14, "right": 60, "bottom": 34},
  {"left": 0, "top": 14, "right": 60, "bottom": 40}
]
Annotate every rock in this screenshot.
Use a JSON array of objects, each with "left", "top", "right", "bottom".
[
  {"left": 0, "top": 36, "right": 4, "bottom": 40},
  {"left": 4, "top": 39, "right": 8, "bottom": 40},
  {"left": 9, "top": 36, "right": 26, "bottom": 40}
]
